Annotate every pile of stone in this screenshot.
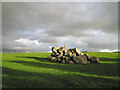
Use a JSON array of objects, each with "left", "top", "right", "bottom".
[{"left": 48, "top": 46, "right": 99, "bottom": 64}]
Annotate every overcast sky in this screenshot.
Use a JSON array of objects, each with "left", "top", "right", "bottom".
[{"left": 2, "top": 2, "right": 118, "bottom": 52}]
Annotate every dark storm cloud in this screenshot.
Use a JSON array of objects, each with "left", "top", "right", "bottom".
[{"left": 2, "top": 2, "right": 118, "bottom": 52}]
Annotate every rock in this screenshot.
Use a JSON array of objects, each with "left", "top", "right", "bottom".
[
  {"left": 87, "top": 61, "right": 90, "bottom": 64},
  {"left": 57, "top": 49, "right": 61, "bottom": 53},
  {"left": 56, "top": 53, "right": 59, "bottom": 56},
  {"left": 52, "top": 46, "right": 59, "bottom": 51},
  {"left": 59, "top": 53, "right": 63, "bottom": 57},
  {"left": 78, "top": 55, "right": 83, "bottom": 64},
  {"left": 60, "top": 47, "right": 65, "bottom": 51},
  {"left": 72, "top": 55, "right": 88, "bottom": 64},
  {"left": 52, "top": 47, "right": 59, "bottom": 54},
  {"left": 57, "top": 58, "right": 61, "bottom": 62},
  {"left": 57, "top": 56, "right": 62, "bottom": 63},
  {"left": 53, "top": 51, "right": 57, "bottom": 55},
  {"left": 72, "top": 52, "right": 76, "bottom": 56},
  {"left": 74, "top": 48, "right": 80, "bottom": 54},
  {"left": 84, "top": 53, "right": 91, "bottom": 60},
  {"left": 61, "top": 59, "right": 66, "bottom": 64},
  {"left": 51, "top": 57, "right": 56, "bottom": 61},
  {"left": 69, "top": 60, "right": 74, "bottom": 64},
  {"left": 63, "top": 50, "right": 67, "bottom": 56},
  {"left": 67, "top": 48, "right": 74, "bottom": 54},
  {"left": 48, "top": 56, "right": 52, "bottom": 61},
  {"left": 65, "top": 57, "right": 71, "bottom": 63},
  {"left": 72, "top": 56, "right": 80, "bottom": 64},
  {"left": 90, "top": 56, "right": 99, "bottom": 63},
  {"left": 81, "top": 55, "right": 88, "bottom": 64},
  {"left": 76, "top": 53, "right": 80, "bottom": 56},
  {"left": 62, "top": 56, "right": 65, "bottom": 58},
  {"left": 67, "top": 50, "right": 73, "bottom": 57},
  {"left": 51, "top": 53, "right": 55, "bottom": 57},
  {"left": 49, "top": 46, "right": 99, "bottom": 64},
  {"left": 54, "top": 58, "right": 58, "bottom": 62}
]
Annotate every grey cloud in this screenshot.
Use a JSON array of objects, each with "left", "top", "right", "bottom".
[{"left": 2, "top": 2, "right": 118, "bottom": 52}]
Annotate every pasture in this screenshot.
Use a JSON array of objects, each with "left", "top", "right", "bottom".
[{"left": 2, "top": 52, "right": 120, "bottom": 88}]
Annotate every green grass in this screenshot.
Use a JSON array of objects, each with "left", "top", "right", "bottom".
[{"left": 2, "top": 52, "right": 120, "bottom": 88}]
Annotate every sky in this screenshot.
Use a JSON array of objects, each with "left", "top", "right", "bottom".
[{"left": 2, "top": 2, "right": 118, "bottom": 52}]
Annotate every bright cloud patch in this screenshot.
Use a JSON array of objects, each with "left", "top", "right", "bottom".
[
  {"left": 15, "top": 38, "right": 40, "bottom": 46},
  {"left": 14, "top": 38, "right": 49, "bottom": 51},
  {"left": 100, "top": 49, "right": 118, "bottom": 52}
]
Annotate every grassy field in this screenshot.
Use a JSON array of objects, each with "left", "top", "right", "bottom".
[{"left": 2, "top": 52, "right": 120, "bottom": 88}]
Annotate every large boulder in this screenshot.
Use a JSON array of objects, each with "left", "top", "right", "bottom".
[
  {"left": 78, "top": 55, "right": 84, "bottom": 64},
  {"left": 48, "top": 56, "right": 52, "bottom": 61},
  {"left": 69, "top": 60, "right": 74, "bottom": 64},
  {"left": 60, "top": 47, "right": 65, "bottom": 51},
  {"left": 90, "top": 56, "right": 99, "bottom": 63},
  {"left": 84, "top": 53, "right": 91, "bottom": 60},
  {"left": 65, "top": 57, "right": 71, "bottom": 64},
  {"left": 51, "top": 53, "right": 55, "bottom": 57},
  {"left": 63, "top": 50, "right": 67, "bottom": 56},
  {"left": 52, "top": 47, "right": 59, "bottom": 53},
  {"left": 51, "top": 57, "right": 56, "bottom": 61},
  {"left": 67, "top": 50, "right": 73, "bottom": 57},
  {"left": 74, "top": 48, "right": 80, "bottom": 54},
  {"left": 57, "top": 49, "right": 61, "bottom": 53},
  {"left": 57, "top": 57, "right": 61, "bottom": 63},
  {"left": 72, "top": 52, "right": 77, "bottom": 56},
  {"left": 72, "top": 56, "right": 80, "bottom": 64},
  {"left": 81, "top": 55, "right": 88, "bottom": 64},
  {"left": 61, "top": 59, "right": 66, "bottom": 64},
  {"left": 56, "top": 53, "right": 59, "bottom": 56},
  {"left": 72, "top": 55, "right": 88, "bottom": 64}
]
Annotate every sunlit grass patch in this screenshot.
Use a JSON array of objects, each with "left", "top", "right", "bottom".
[{"left": 99, "top": 60, "right": 120, "bottom": 64}]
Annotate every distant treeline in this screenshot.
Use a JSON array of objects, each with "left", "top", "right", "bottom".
[
  {"left": 1, "top": 50, "right": 48, "bottom": 53},
  {"left": 2, "top": 51, "right": 31, "bottom": 53}
]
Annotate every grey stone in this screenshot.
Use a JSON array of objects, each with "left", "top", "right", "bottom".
[
  {"left": 51, "top": 53, "right": 55, "bottom": 56},
  {"left": 67, "top": 50, "right": 73, "bottom": 57},
  {"left": 63, "top": 50, "right": 67, "bottom": 56},
  {"left": 65, "top": 57, "right": 71, "bottom": 63},
  {"left": 51, "top": 57, "right": 56, "bottom": 61},
  {"left": 48, "top": 56, "right": 52, "bottom": 61},
  {"left": 90, "top": 56, "right": 99, "bottom": 63},
  {"left": 84, "top": 53, "right": 91, "bottom": 60},
  {"left": 52, "top": 47, "right": 59, "bottom": 54},
  {"left": 69, "top": 60, "right": 74, "bottom": 64},
  {"left": 56, "top": 53, "right": 59, "bottom": 56},
  {"left": 61, "top": 59, "right": 66, "bottom": 64},
  {"left": 60, "top": 47, "right": 65, "bottom": 51},
  {"left": 72, "top": 56, "right": 80, "bottom": 64},
  {"left": 54, "top": 58, "right": 58, "bottom": 62},
  {"left": 78, "top": 55, "right": 83, "bottom": 64},
  {"left": 72, "top": 52, "right": 76, "bottom": 56},
  {"left": 74, "top": 48, "right": 80, "bottom": 54},
  {"left": 81, "top": 55, "right": 89, "bottom": 64}
]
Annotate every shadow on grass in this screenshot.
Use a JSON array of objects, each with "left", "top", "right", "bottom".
[
  {"left": 17, "top": 56, "right": 120, "bottom": 62},
  {"left": 2, "top": 67, "right": 74, "bottom": 88},
  {"left": 8, "top": 56, "right": 119, "bottom": 77},
  {"left": 99, "top": 57, "right": 120, "bottom": 61},
  {"left": 16, "top": 56, "right": 49, "bottom": 62},
  {"left": 2, "top": 67, "right": 119, "bottom": 88}
]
